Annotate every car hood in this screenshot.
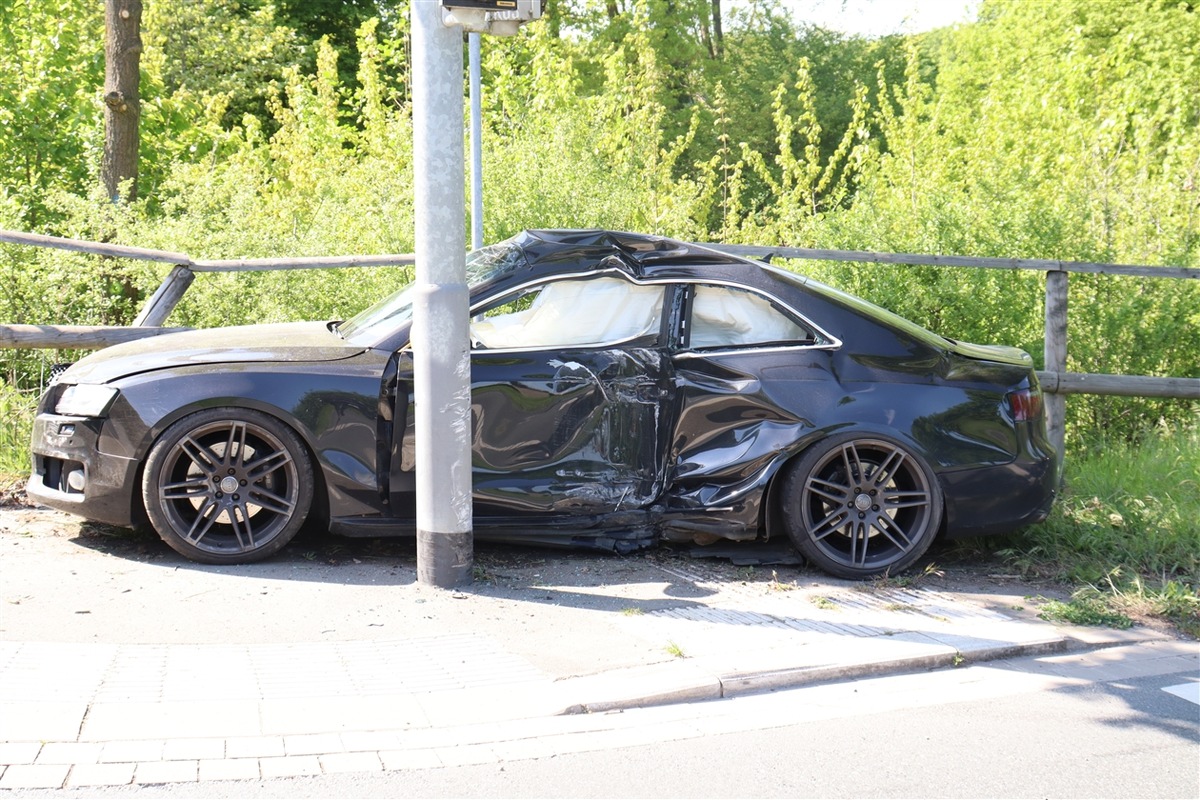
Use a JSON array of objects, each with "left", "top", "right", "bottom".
[{"left": 61, "top": 321, "right": 365, "bottom": 385}]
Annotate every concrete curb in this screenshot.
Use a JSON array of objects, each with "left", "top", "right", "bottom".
[{"left": 565, "top": 632, "right": 1072, "bottom": 712}]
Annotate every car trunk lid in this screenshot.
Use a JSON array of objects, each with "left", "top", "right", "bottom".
[{"left": 947, "top": 339, "right": 1033, "bottom": 368}]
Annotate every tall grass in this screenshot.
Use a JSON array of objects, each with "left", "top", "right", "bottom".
[
  {"left": 1004, "top": 423, "right": 1199, "bottom": 584},
  {"left": 992, "top": 422, "right": 1200, "bottom": 635},
  {"left": 0, "top": 381, "right": 37, "bottom": 477}
]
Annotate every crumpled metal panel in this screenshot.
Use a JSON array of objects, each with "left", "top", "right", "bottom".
[
  {"left": 664, "top": 352, "right": 829, "bottom": 521},
  {"left": 398, "top": 347, "right": 672, "bottom": 515}
]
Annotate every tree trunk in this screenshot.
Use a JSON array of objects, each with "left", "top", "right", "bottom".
[
  {"left": 102, "top": 0, "right": 142, "bottom": 203},
  {"left": 543, "top": 0, "right": 562, "bottom": 37},
  {"left": 698, "top": 3, "right": 715, "bottom": 58},
  {"left": 711, "top": 0, "right": 723, "bottom": 58}
]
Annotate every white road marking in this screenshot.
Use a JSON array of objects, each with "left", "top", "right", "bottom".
[{"left": 1163, "top": 681, "right": 1200, "bottom": 706}]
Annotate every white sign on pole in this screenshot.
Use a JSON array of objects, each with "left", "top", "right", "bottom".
[{"left": 442, "top": 0, "right": 543, "bottom": 36}]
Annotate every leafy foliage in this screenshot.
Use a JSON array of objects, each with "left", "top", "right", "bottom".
[
  {"left": 799, "top": 0, "right": 1200, "bottom": 443},
  {"left": 0, "top": 379, "right": 38, "bottom": 475},
  {"left": 0, "top": 0, "right": 102, "bottom": 229},
  {"left": 0, "top": 0, "right": 1196, "bottom": 443},
  {"left": 142, "top": 0, "right": 303, "bottom": 133}
]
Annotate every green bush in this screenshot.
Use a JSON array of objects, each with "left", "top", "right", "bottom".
[{"left": 0, "top": 380, "right": 37, "bottom": 476}]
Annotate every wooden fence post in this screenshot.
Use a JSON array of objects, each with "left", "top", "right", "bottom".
[
  {"left": 132, "top": 264, "right": 194, "bottom": 327},
  {"left": 1044, "top": 269, "right": 1069, "bottom": 461}
]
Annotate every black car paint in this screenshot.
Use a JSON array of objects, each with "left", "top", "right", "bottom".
[{"left": 28, "top": 230, "right": 1059, "bottom": 560}]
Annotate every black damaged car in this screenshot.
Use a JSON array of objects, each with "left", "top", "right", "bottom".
[{"left": 28, "top": 230, "right": 1060, "bottom": 578}]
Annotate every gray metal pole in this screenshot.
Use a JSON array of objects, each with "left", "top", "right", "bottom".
[
  {"left": 412, "top": 0, "right": 473, "bottom": 588},
  {"left": 469, "top": 32, "right": 484, "bottom": 251}
]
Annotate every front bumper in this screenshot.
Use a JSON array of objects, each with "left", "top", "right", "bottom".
[{"left": 28, "top": 412, "right": 140, "bottom": 528}]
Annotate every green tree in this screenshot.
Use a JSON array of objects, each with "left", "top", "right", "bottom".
[
  {"left": 274, "top": 0, "right": 383, "bottom": 93},
  {"left": 0, "top": 0, "right": 103, "bottom": 228},
  {"left": 701, "top": 6, "right": 905, "bottom": 207},
  {"left": 811, "top": 0, "right": 1200, "bottom": 442},
  {"left": 141, "top": 0, "right": 302, "bottom": 131}
]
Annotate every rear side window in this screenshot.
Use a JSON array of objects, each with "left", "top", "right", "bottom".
[{"left": 688, "top": 284, "right": 815, "bottom": 349}]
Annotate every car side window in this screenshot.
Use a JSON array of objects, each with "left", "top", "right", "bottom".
[
  {"left": 471, "top": 276, "right": 665, "bottom": 350},
  {"left": 688, "top": 284, "right": 815, "bottom": 349}
]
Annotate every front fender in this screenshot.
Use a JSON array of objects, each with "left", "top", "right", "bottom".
[{"left": 109, "top": 360, "right": 388, "bottom": 519}]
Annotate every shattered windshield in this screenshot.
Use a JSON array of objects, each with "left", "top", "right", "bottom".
[
  {"left": 465, "top": 241, "right": 526, "bottom": 283},
  {"left": 337, "top": 242, "right": 527, "bottom": 344}
]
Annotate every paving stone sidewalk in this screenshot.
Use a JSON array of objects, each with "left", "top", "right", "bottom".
[
  {"left": 2, "top": 510, "right": 1186, "bottom": 791},
  {"left": 5, "top": 576, "right": 1179, "bottom": 791}
]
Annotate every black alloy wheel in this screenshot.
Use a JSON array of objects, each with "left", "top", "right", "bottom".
[
  {"left": 782, "top": 434, "right": 943, "bottom": 579},
  {"left": 141, "top": 408, "right": 314, "bottom": 564}
]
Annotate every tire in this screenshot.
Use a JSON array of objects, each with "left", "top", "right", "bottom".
[
  {"left": 141, "top": 408, "right": 314, "bottom": 564},
  {"left": 781, "top": 433, "right": 943, "bottom": 579}
]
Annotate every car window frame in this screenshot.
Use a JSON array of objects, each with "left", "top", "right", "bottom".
[
  {"left": 672, "top": 279, "right": 841, "bottom": 358},
  {"left": 385, "top": 272, "right": 840, "bottom": 357},
  {"left": 465, "top": 269, "right": 672, "bottom": 354}
]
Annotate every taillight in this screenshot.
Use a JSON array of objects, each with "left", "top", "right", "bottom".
[{"left": 1006, "top": 386, "right": 1044, "bottom": 422}]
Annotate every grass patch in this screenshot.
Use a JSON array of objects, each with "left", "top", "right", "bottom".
[
  {"left": 1037, "top": 589, "right": 1134, "bottom": 629},
  {"left": 1018, "top": 423, "right": 1199, "bottom": 584},
  {"left": 767, "top": 570, "right": 798, "bottom": 591},
  {"left": 810, "top": 596, "right": 837, "bottom": 611},
  {"left": 0, "top": 382, "right": 38, "bottom": 478},
  {"left": 993, "top": 422, "right": 1199, "bottom": 636},
  {"left": 858, "top": 562, "right": 943, "bottom": 592}
]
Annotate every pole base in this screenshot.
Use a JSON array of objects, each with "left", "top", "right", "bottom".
[{"left": 416, "top": 529, "right": 474, "bottom": 588}]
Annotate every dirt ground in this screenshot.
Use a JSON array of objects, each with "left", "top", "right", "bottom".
[{"left": 0, "top": 476, "right": 1110, "bottom": 660}]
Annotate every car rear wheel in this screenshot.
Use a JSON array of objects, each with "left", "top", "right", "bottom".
[
  {"left": 142, "top": 408, "right": 313, "bottom": 564},
  {"left": 781, "top": 434, "right": 943, "bottom": 579}
]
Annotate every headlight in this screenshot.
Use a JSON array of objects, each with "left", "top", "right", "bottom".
[{"left": 55, "top": 384, "right": 120, "bottom": 417}]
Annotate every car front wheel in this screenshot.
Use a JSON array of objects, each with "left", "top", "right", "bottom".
[
  {"left": 141, "top": 408, "right": 314, "bottom": 564},
  {"left": 782, "top": 434, "right": 943, "bottom": 579}
]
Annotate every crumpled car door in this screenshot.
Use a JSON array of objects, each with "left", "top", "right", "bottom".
[{"left": 469, "top": 347, "right": 672, "bottom": 515}]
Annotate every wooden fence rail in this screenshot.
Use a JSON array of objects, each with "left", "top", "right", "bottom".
[{"left": 2, "top": 229, "right": 1198, "bottom": 457}]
